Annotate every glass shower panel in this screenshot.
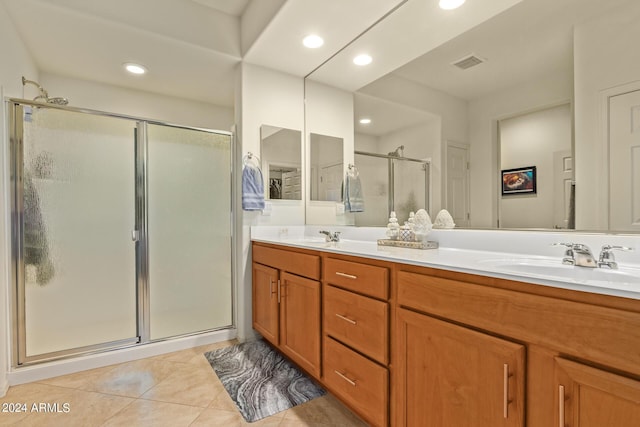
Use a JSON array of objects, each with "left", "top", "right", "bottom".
[
  {"left": 147, "top": 124, "right": 232, "bottom": 340},
  {"left": 393, "top": 159, "right": 428, "bottom": 224},
  {"left": 354, "top": 153, "right": 389, "bottom": 226},
  {"left": 22, "top": 107, "right": 137, "bottom": 357}
]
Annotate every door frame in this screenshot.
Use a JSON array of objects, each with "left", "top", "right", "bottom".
[
  {"left": 444, "top": 140, "right": 470, "bottom": 227},
  {"left": 599, "top": 79, "right": 640, "bottom": 230}
]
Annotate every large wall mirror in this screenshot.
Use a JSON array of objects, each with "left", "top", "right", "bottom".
[
  {"left": 304, "top": 0, "right": 640, "bottom": 232},
  {"left": 260, "top": 125, "right": 302, "bottom": 200}
]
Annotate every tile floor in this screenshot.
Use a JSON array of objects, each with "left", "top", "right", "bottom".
[{"left": 0, "top": 340, "right": 367, "bottom": 426}]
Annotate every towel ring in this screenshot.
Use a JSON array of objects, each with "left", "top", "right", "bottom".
[{"left": 243, "top": 151, "right": 261, "bottom": 166}]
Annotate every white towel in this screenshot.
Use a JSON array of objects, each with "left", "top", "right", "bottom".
[{"left": 242, "top": 164, "right": 265, "bottom": 210}]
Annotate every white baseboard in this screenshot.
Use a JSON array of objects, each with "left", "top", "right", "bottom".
[
  {"left": 0, "top": 377, "right": 8, "bottom": 398},
  {"left": 7, "top": 328, "right": 237, "bottom": 386}
]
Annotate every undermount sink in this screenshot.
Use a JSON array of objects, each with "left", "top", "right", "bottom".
[{"left": 478, "top": 257, "right": 640, "bottom": 286}]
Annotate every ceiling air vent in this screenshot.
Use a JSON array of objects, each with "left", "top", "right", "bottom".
[{"left": 452, "top": 54, "right": 485, "bottom": 70}]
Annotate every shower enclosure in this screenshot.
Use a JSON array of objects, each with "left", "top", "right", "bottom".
[
  {"left": 354, "top": 150, "right": 431, "bottom": 226},
  {"left": 8, "top": 99, "right": 233, "bottom": 365}
]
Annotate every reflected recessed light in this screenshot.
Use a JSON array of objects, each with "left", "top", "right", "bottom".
[
  {"left": 353, "top": 54, "right": 372, "bottom": 66},
  {"left": 439, "top": 0, "right": 466, "bottom": 10},
  {"left": 359, "top": 118, "right": 372, "bottom": 124},
  {"left": 303, "top": 34, "right": 324, "bottom": 49},
  {"left": 124, "top": 63, "right": 147, "bottom": 75}
]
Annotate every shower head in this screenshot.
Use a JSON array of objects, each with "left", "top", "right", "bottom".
[
  {"left": 22, "top": 76, "right": 69, "bottom": 106},
  {"left": 47, "top": 97, "right": 69, "bottom": 106},
  {"left": 388, "top": 145, "right": 405, "bottom": 157}
]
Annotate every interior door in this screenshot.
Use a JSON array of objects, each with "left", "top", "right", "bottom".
[
  {"left": 553, "top": 150, "right": 573, "bottom": 229},
  {"left": 609, "top": 89, "right": 640, "bottom": 231},
  {"left": 446, "top": 142, "right": 470, "bottom": 227}
]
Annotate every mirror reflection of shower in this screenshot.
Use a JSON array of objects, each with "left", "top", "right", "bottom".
[
  {"left": 22, "top": 76, "right": 69, "bottom": 105},
  {"left": 354, "top": 149, "right": 430, "bottom": 227}
]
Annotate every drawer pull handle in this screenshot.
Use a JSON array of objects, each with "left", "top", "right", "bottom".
[
  {"left": 334, "top": 370, "right": 356, "bottom": 386},
  {"left": 559, "top": 385, "right": 565, "bottom": 427},
  {"left": 335, "top": 272, "right": 357, "bottom": 279},
  {"left": 335, "top": 313, "right": 357, "bottom": 325},
  {"left": 503, "top": 363, "right": 513, "bottom": 418}
]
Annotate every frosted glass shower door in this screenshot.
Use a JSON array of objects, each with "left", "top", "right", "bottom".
[
  {"left": 147, "top": 124, "right": 232, "bottom": 340},
  {"left": 393, "top": 159, "right": 429, "bottom": 223},
  {"left": 20, "top": 107, "right": 138, "bottom": 358}
]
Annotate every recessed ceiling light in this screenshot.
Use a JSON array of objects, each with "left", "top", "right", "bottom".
[
  {"left": 123, "top": 63, "right": 147, "bottom": 75},
  {"left": 303, "top": 34, "right": 324, "bottom": 49},
  {"left": 353, "top": 54, "right": 372, "bottom": 66},
  {"left": 439, "top": 0, "right": 466, "bottom": 10},
  {"left": 359, "top": 118, "right": 372, "bottom": 124}
]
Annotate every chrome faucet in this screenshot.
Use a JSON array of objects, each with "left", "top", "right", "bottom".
[
  {"left": 598, "top": 245, "right": 633, "bottom": 269},
  {"left": 553, "top": 243, "right": 597, "bottom": 268},
  {"left": 319, "top": 230, "right": 341, "bottom": 242}
]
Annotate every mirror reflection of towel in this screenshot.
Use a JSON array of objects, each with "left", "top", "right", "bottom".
[{"left": 344, "top": 174, "right": 364, "bottom": 212}]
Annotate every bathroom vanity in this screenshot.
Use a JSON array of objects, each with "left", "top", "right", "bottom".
[{"left": 251, "top": 227, "right": 640, "bottom": 427}]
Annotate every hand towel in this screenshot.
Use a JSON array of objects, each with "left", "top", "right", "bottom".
[
  {"left": 242, "top": 164, "right": 265, "bottom": 210},
  {"left": 344, "top": 173, "right": 364, "bottom": 212}
]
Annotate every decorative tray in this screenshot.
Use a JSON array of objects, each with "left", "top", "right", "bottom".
[{"left": 377, "top": 239, "right": 438, "bottom": 250}]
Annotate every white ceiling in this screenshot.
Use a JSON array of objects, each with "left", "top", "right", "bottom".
[
  {"left": 389, "top": 0, "right": 627, "bottom": 101},
  {"left": 190, "top": 0, "right": 251, "bottom": 17},
  {"left": 1, "top": 0, "right": 404, "bottom": 107}
]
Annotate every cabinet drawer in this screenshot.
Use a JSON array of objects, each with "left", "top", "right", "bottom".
[
  {"left": 253, "top": 244, "right": 320, "bottom": 280},
  {"left": 324, "top": 336, "right": 388, "bottom": 427},
  {"left": 324, "top": 285, "right": 388, "bottom": 364},
  {"left": 324, "top": 258, "right": 388, "bottom": 300}
]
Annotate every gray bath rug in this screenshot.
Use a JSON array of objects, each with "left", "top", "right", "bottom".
[{"left": 205, "top": 340, "right": 326, "bottom": 423}]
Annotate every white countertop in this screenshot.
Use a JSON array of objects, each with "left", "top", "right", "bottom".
[{"left": 251, "top": 226, "right": 640, "bottom": 301}]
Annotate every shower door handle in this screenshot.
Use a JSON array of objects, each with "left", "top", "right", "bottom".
[{"left": 131, "top": 230, "right": 140, "bottom": 242}]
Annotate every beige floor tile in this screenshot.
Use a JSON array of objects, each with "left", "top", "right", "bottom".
[
  {"left": 16, "top": 389, "right": 133, "bottom": 427},
  {"left": 37, "top": 364, "right": 118, "bottom": 390},
  {"left": 208, "top": 388, "right": 239, "bottom": 413},
  {"left": 151, "top": 340, "right": 238, "bottom": 365},
  {"left": 79, "top": 359, "right": 179, "bottom": 398},
  {"left": 140, "top": 361, "right": 224, "bottom": 407},
  {"left": 101, "top": 399, "right": 203, "bottom": 427},
  {"left": 281, "top": 395, "right": 366, "bottom": 427}
]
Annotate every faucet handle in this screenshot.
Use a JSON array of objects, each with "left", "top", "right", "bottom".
[
  {"left": 598, "top": 245, "right": 633, "bottom": 269},
  {"left": 552, "top": 243, "right": 576, "bottom": 265}
]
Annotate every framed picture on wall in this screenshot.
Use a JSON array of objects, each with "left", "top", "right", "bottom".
[{"left": 501, "top": 166, "right": 536, "bottom": 195}]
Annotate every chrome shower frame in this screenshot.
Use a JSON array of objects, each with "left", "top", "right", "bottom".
[
  {"left": 7, "top": 98, "right": 236, "bottom": 366},
  {"left": 355, "top": 150, "right": 431, "bottom": 217}
]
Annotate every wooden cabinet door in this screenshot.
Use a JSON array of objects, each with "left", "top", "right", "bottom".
[
  {"left": 252, "top": 262, "right": 279, "bottom": 345},
  {"left": 554, "top": 357, "right": 640, "bottom": 427},
  {"left": 279, "top": 271, "right": 321, "bottom": 378},
  {"left": 395, "top": 308, "right": 525, "bottom": 427}
]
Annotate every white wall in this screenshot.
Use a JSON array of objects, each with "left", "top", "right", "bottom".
[
  {"left": 236, "top": 63, "right": 304, "bottom": 341},
  {"left": 468, "top": 70, "right": 573, "bottom": 228},
  {"left": 499, "top": 104, "right": 572, "bottom": 228},
  {"left": 305, "top": 80, "right": 355, "bottom": 225},
  {"left": 41, "top": 73, "right": 233, "bottom": 131},
  {"left": 360, "top": 74, "right": 468, "bottom": 144},
  {"left": 573, "top": 0, "right": 640, "bottom": 230},
  {"left": 0, "top": 1, "right": 40, "bottom": 396}
]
